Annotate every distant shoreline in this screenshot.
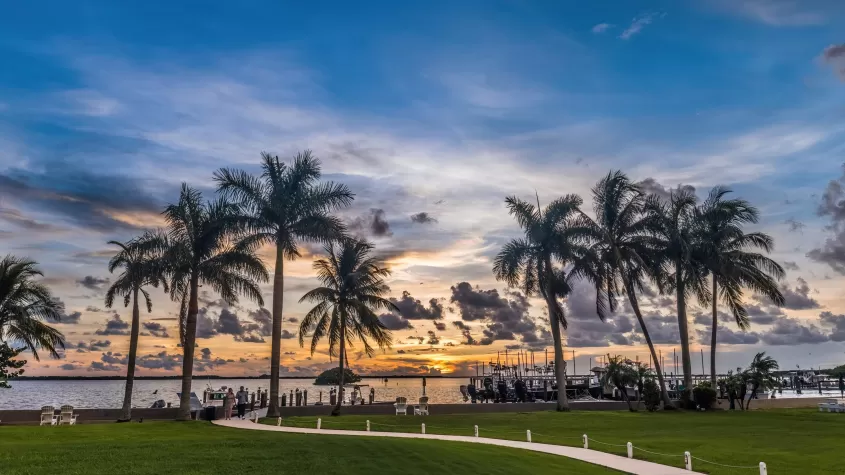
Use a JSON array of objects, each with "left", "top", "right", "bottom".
[{"left": 13, "top": 375, "right": 465, "bottom": 381}]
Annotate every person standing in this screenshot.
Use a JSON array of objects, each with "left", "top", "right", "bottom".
[
  {"left": 236, "top": 386, "right": 249, "bottom": 420},
  {"left": 224, "top": 388, "right": 235, "bottom": 420}
]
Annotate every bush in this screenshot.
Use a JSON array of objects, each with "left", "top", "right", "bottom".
[
  {"left": 314, "top": 367, "right": 361, "bottom": 385},
  {"left": 641, "top": 377, "right": 661, "bottom": 412},
  {"left": 693, "top": 382, "right": 717, "bottom": 410}
]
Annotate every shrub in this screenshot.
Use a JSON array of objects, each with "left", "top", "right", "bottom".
[
  {"left": 314, "top": 367, "right": 361, "bottom": 385},
  {"left": 693, "top": 382, "right": 717, "bottom": 410},
  {"left": 641, "top": 377, "right": 661, "bottom": 412}
]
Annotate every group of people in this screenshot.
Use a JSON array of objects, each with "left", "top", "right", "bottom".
[{"left": 223, "top": 386, "right": 250, "bottom": 420}]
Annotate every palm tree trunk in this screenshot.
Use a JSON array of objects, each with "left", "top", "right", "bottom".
[
  {"left": 623, "top": 278, "right": 674, "bottom": 409},
  {"left": 710, "top": 277, "right": 718, "bottom": 388},
  {"left": 177, "top": 274, "right": 200, "bottom": 421},
  {"left": 332, "top": 314, "right": 346, "bottom": 417},
  {"left": 543, "top": 281, "right": 569, "bottom": 411},
  {"left": 267, "top": 247, "right": 284, "bottom": 418},
  {"left": 620, "top": 384, "right": 633, "bottom": 411},
  {"left": 675, "top": 262, "right": 694, "bottom": 400},
  {"left": 120, "top": 287, "right": 141, "bottom": 421}
]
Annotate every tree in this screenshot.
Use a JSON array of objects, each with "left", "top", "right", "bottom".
[
  {"left": 744, "top": 352, "right": 779, "bottom": 409},
  {"left": 493, "top": 194, "right": 585, "bottom": 411},
  {"left": 0, "top": 255, "right": 65, "bottom": 360},
  {"left": 104, "top": 234, "right": 167, "bottom": 421},
  {"left": 215, "top": 151, "right": 353, "bottom": 418},
  {"left": 298, "top": 238, "right": 395, "bottom": 416},
  {"left": 157, "top": 185, "right": 268, "bottom": 420},
  {"left": 575, "top": 171, "right": 674, "bottom": 408},
  {"left": 696, "top": 187, "right": 784, "bottom": 387},
  {"left": 632, "top": 361, "right": 654, "bottom": 409},
  {"left": 643, "top": 188, "right": 710, "bottom": 400},
  {"left": 0, "top": 343, "right": 26, "bottom": 389},
  {"left": 601, "top": 355, "right": 638, "bottom": 411}
]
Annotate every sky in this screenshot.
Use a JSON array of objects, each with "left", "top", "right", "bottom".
[{"left": 2, "top": 0, "right": 845, "bottom": 378}]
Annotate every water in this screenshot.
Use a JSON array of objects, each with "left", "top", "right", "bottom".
[{"left": 1, "top": 377, "right": 466, "bottom": 410}]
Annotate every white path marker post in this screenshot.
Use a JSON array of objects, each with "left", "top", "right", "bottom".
[
  {"left": 366, "top": 420, "right": 370, "bottom": 432},
  {"left": 684, "top": 452, "right": 692, "bottom": 471},
  {"left": 277, "top": 417, "right": 282, "bottom": 427},
  {"left": 317, "top": 418, "right": 322, "bottom": 430},
  {"left": 526, "top": 430, "right": 531, "bottom": 443},
  {"left": 474, "top": 425, "right": 479, "bottom": 437},
  {"left": 627, "top": 442, "right": 633, "bottom": 459},
  {"left": 583, "top": 434, "right": 588, "bottom": 449},
  {"left": 759, "top": 462, "right": 767, "bottom": 475},
  {"left": 421, "top": 423, "right": 426, "bottom": 434}
]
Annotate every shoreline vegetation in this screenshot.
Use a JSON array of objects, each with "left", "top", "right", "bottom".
[{"left": 12, "top": 374, "right": 460, "bottom": 381}]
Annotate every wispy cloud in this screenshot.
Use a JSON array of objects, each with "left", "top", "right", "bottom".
[
  {"left": 709, "top": 0, "right": 828, "bottom": 26},
  {"left": 822, "top": 44, "right": 845, "bottom": 81},
  {"left": 619, "top": 12, "right": 664, "bottom": 40},
  {"left": 591, "top": 23, "right": 613, "bottom": 34}
]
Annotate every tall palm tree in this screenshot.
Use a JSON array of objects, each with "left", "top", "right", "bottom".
[
  {"left": 104, "top": 233, "right": 167, "bottom": 421},
  {"left": 744, "top": 352, "right": 779, "bottom": 409},
  {"left": 574, "top": 171, "right": 674, "bottom": 408},
  {"left": 215, "top": 151, "right": 353, "bottom": 418},
  {"left": 156, "top": 185, "right": 268, "bottom": 420},
  {"left": 493, "top": 194, "right": 585, "bottom": 412},
  {"left": 298, "top": 238, "right": 395, "bottom": 416},
  {"left": 696, "top": 187, "right": 784, "bottom": 387},
  {"left": 0, "top": 255, "right": 65, "bottom": 359},
  {"left": 601, "top": 355, "right": 637, "bottom": 411},
  {"left": 643, "top": 188, "right": 710, "bottom": 399}
]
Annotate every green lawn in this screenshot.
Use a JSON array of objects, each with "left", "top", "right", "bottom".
[
  {"left": 265, "top": 409, "right": 845, "bottom": 475},
  {"left": 0, "top": 421, "right": 616, "bottom": 475}
]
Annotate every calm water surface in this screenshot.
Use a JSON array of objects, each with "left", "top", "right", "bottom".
[{"left": 2, "top": 377, "right": 468, "bottom": 410}]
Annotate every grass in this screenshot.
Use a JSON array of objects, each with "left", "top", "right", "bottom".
[
  {"left": 263, "top": 409, "right": 845, "bottom": 474},
  {"left": 0, "top": 421, "right": 617, "bottom": 475}
]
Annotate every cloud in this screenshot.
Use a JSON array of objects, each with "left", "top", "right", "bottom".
[
  {"left": 619, "top": 12, "right": 663, "bottom": 40},
  {"left": 89, "top": 361, "right": 120, "bottom": 371},
  {"left": 819, "top": 311, "right": 845, "bottom": 342},
  {"left": 349, "top": 208, "right": 392, "bottom": 237},
  {"left": 784, "top": 218, "right": 805, "bottom": 233},
  {"left": 72, "top": 339, "right": 112, "bottom": 352},
  {"left": 378, "top": 313, "right": 414, "bottom": 330},
  {"left": 142, "top": 321, "right": 170, "bottom": 338},
  {"left": 281, "top": 329, "right": 296, "bottom": 339},
  {"left": 76, "top": 275, "right": 110, "bottom": 292},
  {"left": 759, "top": 317, "right": 828, "bottom": 345},
  {"left": 783, "top": 261, "right": 800, "bottom": 271},
  {"left": 821, "top": 44, "right": 845, "bottom": 81},
  {"left": 100, "top": 351, "right": 128, "bottom": 365},
  {"left": 390, "top": 291, "right": 444, "bottom": 320},
  {"left": 59, "top": 363, "right": 79, "bottom": 371},
  {"left": 426, "top": 330, "right": 440, "bottom": 345},
  {"left": 410, "top": 212, "right": 437, "bottom": 224},
  {"left": 710, "top": 0, "right": 827, "bottom": 26},
  {"left": 696, "top": 325, "right": 760, "bottom": 345},
  {"left": 591, "top": 23, "right": 613, "bottom": 34},
  {"left": 136, "top": 351, "right": 183, "bottom": 371},
  {"left": 637, "top": 177, "right": 696, "bottom": 202},
  {"left": 94, "top": 314, "right": 130, "bottom": 336},
  {"left": 449, "top": 282, "right": 545, "bottom": 346},
  {"left": 562, "top": 282, "right": 639, "bottom": 347},
  {"left": 767, "top": 277, "right": 821, "bottom": 310},
  {"left": 0, "top": 206, "right": 58, "bottom": 231},
  {"left": 452, "top": 320, "right": 477, "bottom": 345},
  {"left": 61, "top": 311, "right": 82, "bottom": 324},
  {"left": 247, "top": 308, "right": 273, "bottom": 336}
]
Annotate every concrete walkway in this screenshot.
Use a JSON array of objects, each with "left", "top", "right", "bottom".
[{"left": 213, "top": 418, "right": 701, "bottom": 474}]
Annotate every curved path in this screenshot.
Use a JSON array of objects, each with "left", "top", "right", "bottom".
[{"left": 213, "top": 418, "right": 701, "bottom": 475}]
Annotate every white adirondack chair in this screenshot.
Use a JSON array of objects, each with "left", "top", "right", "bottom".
[
  {"left": 394, "top": 397, "right": 408, "bottom": 415},
  {"left": 414, "top": 396, "right": 429, "bottom": 416},
  {"left": 40, "top": 406, "right": 58, "bottom": 426},
  {"left": 59, "top": 405, "right": 78, "bottom": 425}
]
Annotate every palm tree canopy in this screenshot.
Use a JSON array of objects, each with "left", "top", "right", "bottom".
[
  {"left": 745, "top": 352, "right": 779, "bottom": 390},
  {"left": 298, "top": 238, "right": 396, "bottom": 358},
  {"left": 0, "top": 255, "right": 65, "bottom": 360},
  {"left": 214, "top": 151, "right": 354, "bottom": 259},
  {"left": 105, "top": 232, "right": 168, "bottom": 313},
  {"left": 493, "top": 194, "right": 585, "bottom": 328},
  {"left": 695, "top": 186, "right": 785, "bottom": 329},
  {"left": 153, "top": 184, "right": 269, "bottom": 343},
  {"left": 601, "top": 355, "right": 637, "bottom": 389}
]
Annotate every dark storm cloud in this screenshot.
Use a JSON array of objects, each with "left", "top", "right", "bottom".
[
  {"left": 390, "top": 291, "right": 444, "bottom": 320},
  {"left": 378, "top": 313, "right": 414, "bottom": 330},
  {"left": 281, "top": 330, "right": 296, "bottom": 339},
  {"left": 94, "top": 314, "right": 130, "bottom": 336},
  {"left": 59, "top": 363, "right": 79, "bottom": 370},
  {"left": 76, "top": 275, "right": 110, "bottom": 292},
  {"left": 564, "top": 283, "right": 639, "bottom": 347},
  {"left": 822, "top": 44, "right": 845, "bottom": 80},
  {"left": 142, "top": 321, "right": 170, "bottom": 338},
  {"left": 100, "top": 351, "right": 128, "bottom": 365},
  {"left": 433, "top": 321, "right": 446, "bottom": 331},
  {"left": 216, "top": 308, "right": 246, "bottom": 336},
  {"left": 195, "top": 308, "right": 217, "bottom": 339},
  {"left": 808, "top": 164, "right": 845, "bottom": 273},
  {"left": 637, "top": 177, "right": 696, "bottom": 202},
  {"left": 61, "top": 311, "right": 82, "bottom": 324},
  {"left": 783, "top": 261, "right": 800, "bottom": 271},
  {"left": 247, "top": 307, "right": 273, "bottom": 336},
  {"left": 452, "top": 321, "right": 478, "bottom": 345},
  {"left": 426, "top": 330, "right": 440, "bottom": 345},
  {"left": 194, "top": 348, "right": 228, "bottom": 371},
  {"left": 410, "top": 212, "right": 437, "bottom": 224},
  {"left": 85, "top": 306, "right": 104, "bottom": 313},
  {"left": 0, "top": 163, "right": 163, "bottom": 232},
  {"left": 696, "top": 326, "right": 760, "bottom": 345},
  {"left": 348, "top": 208, "right": 392, "bottom": 237},
  {"left": 449, "top": 282, "right": 545, "bottom": 346},
  {"left": 770, "top": 277, "right": 821, "bottom": 310},
  {"left": 759, "top": 318, "right": 828, "bottom": 346},
  {"left": 90, "top": 340, "right": 111, "bottom": 351},
  {"left": 137, "top": 351, "right": 183, "bottom": 370},
  {"left": 746, "top": 304, "right": 784, "bottom": 325},
  {"left": 819, "top": 311, "right": 845, "bottom": 342},
  {"left": 89, "top": 361, "right": 120, "bottom": 371}
]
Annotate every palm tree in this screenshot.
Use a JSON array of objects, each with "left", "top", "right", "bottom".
[
  {"left": 574, "top": 171, "right": 674, "bottom": 408},
  {"left": 601, "top": 355, "right": 637, "bottom": 411},
  {"left": 744, "top": 352, "right": 779, "bottom": 409},
  {"left": 104, "top": 233, "right": 167, "bottom": 421},
  {"left": 493, "top": 194, "right": 585, "bottom": 412},
  {"left": 632, "top": 361, "right": 654, "bottom": 408},
  {"left": 298, "top": 238, "right": 395, "bottom": 416},
  {"left": 643, "top": 188, "right": 710, "bottom": 399},
  {"left": 215, "top": 151, "right": 353, "bottom": 418},
  {"left": 696, "top": 187, "right": 784, "bottom": 387},
  {"left": 0, "top": 255, "right": 65, "bottom": 359},
  {"left": 156, "top": 185, "right": 268, "bottom": 420}
]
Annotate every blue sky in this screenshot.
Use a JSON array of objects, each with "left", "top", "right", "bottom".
[{"left": 2, "top": 0, "right": 845, "bottom": 377}]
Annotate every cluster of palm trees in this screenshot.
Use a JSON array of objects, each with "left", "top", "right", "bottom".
[
  {"left": 104, "top": 151, "right": 395, "bottom": 420},
  {"left": 495, "top": 171, "right": 785, "bottom": 411}
]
